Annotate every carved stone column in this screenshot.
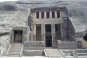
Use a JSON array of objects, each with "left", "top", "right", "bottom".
[
  {"left": 44, "top": 12, "right": 46, "bottom": 19},
  {"left": 50, "top": 11, "right": 52, "bottom": 18},
  {"left": 41, "top": 24, "right": 45, "bottom": 41},
  {"left": 34, "top": 24, "right": 36, "bottom": 41},
  {"left": 55, "top": 11, "right": 57, "bottom": 18},
  {"left": 51, "top": 24, "right": 56, "bottom": 47},
  {"left": 31, "top": 24, "right": 34, "bottom": 41}
]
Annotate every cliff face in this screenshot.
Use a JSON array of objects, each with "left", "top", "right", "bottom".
[
  {"left": 1, "top": 1, "right": 87, "bottom": 36},
  {"left": 0, "top": 0, "right": 87, "bottom": 54},
  {"left": 0, "top": 1, "right": 87, "bottom": 33}
]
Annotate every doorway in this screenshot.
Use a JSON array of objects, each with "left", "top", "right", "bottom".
[
  {"left": 14, "top": 30, "right": 22, "bottom": 43},
  {"left": 45, "top": 36, "right": 52, "bottom": 47}
]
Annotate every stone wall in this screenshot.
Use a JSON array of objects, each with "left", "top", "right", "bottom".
[
  {"left": 57, "top": 40, "right": 77, "bottom": 49},
  {"left": 61, "top": 7, "right": 75, "bottom": 41}
]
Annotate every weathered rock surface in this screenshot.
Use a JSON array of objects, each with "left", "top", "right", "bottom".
[{"left": 0, "top": 0, "right": 87, "bottom": 55}]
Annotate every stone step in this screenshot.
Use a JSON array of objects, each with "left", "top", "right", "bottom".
[
  {"left": 8, "top": 55, "right": 20, "bottom": 57},
  {"left": 48, "top": 57, "right": 62, "bottom": 58},
  {"left": 11, "top": 47, "right": 21, "bottom": 49},
  {"left": 11, "top": 45, "right": 22, "bottom": 47},
  {"left": 12, "top": 44, "right": 22, "bottom": 45},
  {"left": 10, "top": 48, "right": 21, "bottom": 50},
  {"left": 9, "top": 48, "right": 21, "bottom": 51},
  {"left": 9, "top": 50, "right": 20, "bottom": 52},
  {"left": 7, "top": 43, "right": 22, "bottom": 56},
  {"left": 44, "top": 49, "right": 63, "bottom": 57},
  {"left": 11, "top": 46, "right": 22, "bottom": 47},
  {"left": 8, "top": 52, "right": 20, "bottom": 55},
  {"left": 77, "top": 53, "right": 87, "bottom": 56},
  {"left": 75, "top": 49, "right": 87, "bottom": 53}
]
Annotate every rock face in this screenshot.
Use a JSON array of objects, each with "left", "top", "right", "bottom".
[
  {"left": 0, "top": 0, "right": 87, "bottom": 55},
  {"left": 0, "top": 1, "right": 87, "bottom": 35}
]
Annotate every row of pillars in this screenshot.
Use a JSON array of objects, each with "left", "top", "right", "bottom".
[
  {"left": 36, "top": 11, "right": 59, "bottom": 19},
  {"left": 31, "top": 24, "right": 57, "bottom": 47}
]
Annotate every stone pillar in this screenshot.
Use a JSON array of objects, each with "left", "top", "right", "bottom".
[
  {"left": 39, "top": 12, "right": 41, "bottom": 19},
  {"left": 55, "top": 11, "right": 57, "bottom": 18},
  {"left": 44, "top": 12, "right": 46, "bottom": 19},
  {"left": 50, "top": 11, "right": 52, "bottom": 18},
  {"left": 31, "top": 24, "right": 34, "bottom": 41},
  {"left": 11, "top": 30, "right": 14, "bottom": 44},
  {"left": 34, "top": 24, "right": 36, "bottom": 41},
  {"left": 51, "top": 24, "right": 56, "bottom": 47},
  {"left": 41, "top": 24, "right": 45, "bottom": 41}
]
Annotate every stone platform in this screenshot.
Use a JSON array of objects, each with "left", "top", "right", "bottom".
[{"left": 44, "top": 49, "right": 64, "bottom": 57}]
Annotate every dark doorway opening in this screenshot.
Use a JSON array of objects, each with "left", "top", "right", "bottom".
[
  {"left": 36, "top": 12, "right": 39, "bottom": 19},
  {"left": 46, "top": 36, "right": 52, "bottom": 47},
  {"left": 52, "top": 11, "right": 55, "bottom": 18},
  {"left": 14, "top": 30, "right": 22, "bottom": 43},
  {"left": 46, "top": 11, "right": 50, "bottom": 19},
  {"left": 83, "top": 33, "right": 87, "bottom": 42},
  {"left": 45, "top": 24, "right": 51, "bottom": 32}
]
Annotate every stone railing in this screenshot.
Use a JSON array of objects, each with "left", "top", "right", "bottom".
[
  {"left": 23, "top": 50, "right": 44, "bottom": 56},
  {"left": 57, "top": 40, "right": 77, "bottom": 49},
  {"left": 75, "top": 49, "right": 87, "bottom": 53},
  {"left": 23, "top": 41, "right": 45, "bottom": 50},
  {"left": 23, "top": 41, "right": 45, "bottom": 56}
]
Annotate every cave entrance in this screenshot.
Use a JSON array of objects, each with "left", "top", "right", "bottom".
[
  {"left": 14, "top": 30, "right": 22, "bottom": 43},
  {"left": 83, "top": 34, "right": 87, "bottom": 42}
]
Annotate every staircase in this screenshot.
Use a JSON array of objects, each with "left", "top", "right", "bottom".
[
  {"left": 75, "top": 49, "right": 87, "bottom": 57},
  {"left": 44, "top": 49, "right": 64, "bottom": 57},
  {"left": 7, "top": 43, "right": 23, "bottom": 57}
]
